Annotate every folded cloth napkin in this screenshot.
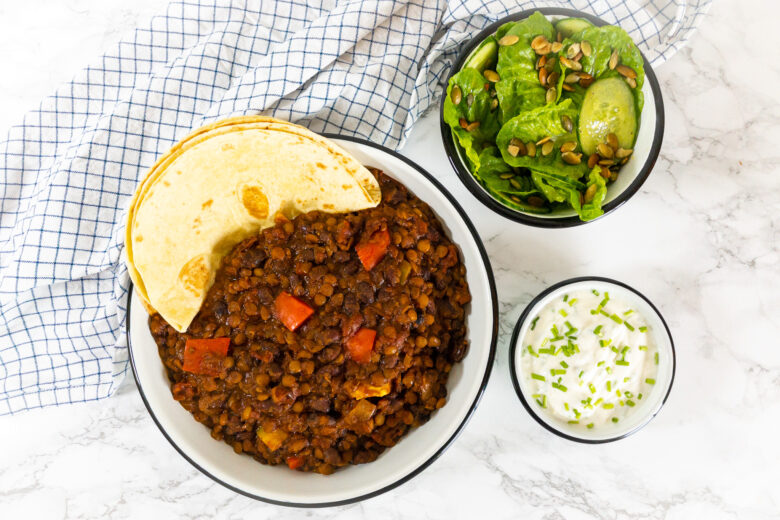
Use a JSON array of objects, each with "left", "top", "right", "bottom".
[{"left": 0, "top": 0, "right": 710, "bottom": 414}]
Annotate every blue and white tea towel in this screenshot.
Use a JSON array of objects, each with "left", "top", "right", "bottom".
[{"left": 0, "top": 0, "right": 710, "bottom": 414}]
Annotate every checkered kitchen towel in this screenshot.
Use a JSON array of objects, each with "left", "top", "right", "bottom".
[{"left": 0, "top": 0, "right": 710, "bottom": 414}]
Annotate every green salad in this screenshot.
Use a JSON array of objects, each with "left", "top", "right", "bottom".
[{"left": 443, "top": 12, "right": 644, "bottom": 221}]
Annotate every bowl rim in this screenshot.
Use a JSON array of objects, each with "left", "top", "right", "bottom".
[
  {"left": 507, "top": 276, "right": 676, "bottom": 443},
  {"left": 439, "top": 7, "right": 666, "bottom": 228},
  {"left": 126, "top": 134, "right": 499, "bottom": 507}
]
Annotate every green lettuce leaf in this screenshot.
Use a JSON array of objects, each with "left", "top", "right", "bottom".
[
  {"left": 495, "top": 99, "right": 588, "bottom": 179},
  {"left": 443, "top": 68, "right": 501, "bottom": 169},
  {"left": 475, "top": 147, "right": 538, "bottom": 197},
  {"left": 578, "top": 166, "right": 608, "bottom": 221}
]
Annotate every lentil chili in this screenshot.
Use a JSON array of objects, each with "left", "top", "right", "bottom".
[{"left": 149, "top": 169, "right": 471, "bottom": 474}]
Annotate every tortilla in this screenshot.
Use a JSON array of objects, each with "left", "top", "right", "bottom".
[{"left": 125, "top": 116, "right": 381, "bottom": 332}]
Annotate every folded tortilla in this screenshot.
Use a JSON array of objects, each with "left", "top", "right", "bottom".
[{"left": 125, "top": 116, "right": 381, "bottom": 332}]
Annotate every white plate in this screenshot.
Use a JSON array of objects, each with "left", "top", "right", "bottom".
[{"left": 127, "top": 135, "right": 498, "bottom": 507}]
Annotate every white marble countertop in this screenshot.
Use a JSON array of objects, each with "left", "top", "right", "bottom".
[{"left": 1, "top": 0, "right": 778, "bottom": 518}]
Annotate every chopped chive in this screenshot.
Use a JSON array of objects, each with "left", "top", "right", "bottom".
[
  {"left": 645, "top": 378, "right": 656, "bottom": 385},
  {"left": 624, "top": 391, "right": 633, "bottom": 398},
  {"left": 568, "top": 420, "right": 579, "bottom": 424},
  {"left": 594, "top": 398, "right": 603, "bottom": 406},
  {"left": 599, "top": 310, "right": 610, "bottom": 318},
  {"left": 538, "top": 347, "right": 556, "bottom": 355},
  {"left": 619, "top": 400, "right": 625, "bottom": 406},
  {"left": 638, "top": 393, "right": 643, "bottom": 400},
  {"left": 615, "top": 360, "right": 630, "bottom": 366},
  {"left": 624, "top": 377, "right": 631, "bottom": 383},
  {"left": 578, "top": 370, "right": 584, "bottom": 378},
  {"left": 564, "top": 402, "right": 570, "bottom": 411},
  {"left": 555, "top": 347, "right": 563, "bottom": 356},
  {"left": 550, "top": 368, "right": 567, "bottom": 376},
  {"left": 560, "top": 360, "right": 569, "bottom": 368},
  {"left": 606, "top": 366, "right": 613, "bottom": 374},
  {"left": 593, "top": 325, "right": 603, "bottom": 336},
  {"left": 531, "top": 373, "right": 546, "bottom": 382},
  {"left": 559, "top": 309, "right": 568, "bottom": 317},
  {"left": 622, "top": 346, "right": 629, "bottom": 354},
  {"left": 612, "top": 417, "right": 619, "bottom": 423},
  {"left": 602, "top": 403, "right": 614, "bottom": 409},
  {"left": 599, "top": 339, "right": 611, "bottom": 348},
  {"left": 655, "top": 352, "right": 659, "bottom": 365},
  {"left": 573, "top": 408, "right": 581, "bottom": 418},
  {"left": 626, "top": 400, "right": 635, "bottom": 407},
  {"left": 552, "top": 382, "right": 568, "bottom": 392},
  {"left": 590, "top": 309, "right": 598, "bottom": 315},
  {"left": 598, "top": 296, "right": 609, "bottom": 309},
  {"left": 639, "top": 326, "right": 647, "bottom": 333},
  {"left": 606, "top": 381, "right": 612, "bottom": 391},
  {"left": 592, "top": 289, "right": 599, "bottom": 296},
  {"left": 563, "top": 294, "right": 568, "bottom": 302},
  {"left": 623, "top": 309, "right": 634, "bottom": 316},
  {"left": 587, "top": 423, "right": 594, "bottom": 429},
  {"left": 609, "top": 313, "right": 623, "bottom": 324},
  {"left": 530, "top": 316, "right": 540, "bottom": 330},
  {"left": 611, "top": 345, "right": 619, "bottom": 354},
  {"left": 568, "top": 298, "right": 578, "bottom": 306},
  {"left": 639, "top": 346, "right": 647, "bottom": 351},
  {"left": 624, "top": 321, "right": 635, "bottom": 331},
  {"left": 615, "top": 389, "right": 622, "bottom": 397},
  {"left": 589, "top": 383, "right": 596, "bottom": 394},
  {"left": 597, "top": 361, "right": 605, "bottom": 367}
]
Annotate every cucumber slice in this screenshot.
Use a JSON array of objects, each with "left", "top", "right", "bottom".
[
  {"left": 464, "top": 37, "right": 498, "bottom": 72},
  {"left": 578, "top": 77, "right": 637, "bottom": 156},
  {"left": 555, "top": 18, "right": 594, "bottom": 39}
]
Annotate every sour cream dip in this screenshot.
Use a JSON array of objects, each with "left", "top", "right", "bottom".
[{"left": 518, "top": 288, "right": 659, "bottom": 430}]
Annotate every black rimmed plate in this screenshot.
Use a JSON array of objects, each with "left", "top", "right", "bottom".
[
  {"left": 440, "top": 7, "right": 665, "bottom": 228},
  {"left": 508, "top": 276, "right": 675, "bottom": 443},
  {"left": 127, "top": 135, "right": 498, "bottom": 507}
]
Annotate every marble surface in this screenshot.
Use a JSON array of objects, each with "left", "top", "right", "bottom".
[{"left": 1, "top": 0, "right": 778, "bottom": 518}]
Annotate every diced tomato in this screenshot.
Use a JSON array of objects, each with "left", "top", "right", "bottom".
[
  {"left": 355, "top": 228, "right": 390, "bottom": 271},
  {"left": 286, "top": 455, "right": 305, "bottom": 470},
  {"left": 345, "top": 328, "right": 376, "bottom": 363},
  {"left": 182, "top": 338, "right": 230, "bottom": 376},
  {"left": 274, "top": 291, "right": 314, "bottom": 331}
]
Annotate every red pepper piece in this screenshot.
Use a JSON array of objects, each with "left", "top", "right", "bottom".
[
  {"left": 355, "top": 228, "right": 390, "bottom": 271},
  {"left": 182, "top": 338, "right": 230, "bottom": 376},
  {"left": 345, "top": 328, "right": 376, "bottom": 364},
  {"left": 274, "top": 291, "right": 314, "bottom": 332}
]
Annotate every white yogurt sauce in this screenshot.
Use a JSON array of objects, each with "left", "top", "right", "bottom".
[{"left": 519, "top": 288, "right": 659, "bottom": 429}]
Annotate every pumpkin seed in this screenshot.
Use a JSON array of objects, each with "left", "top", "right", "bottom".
[
  {"left": 490, "top": 98, "right": 499, "bottom": 110},
  {"left": 598, "top": 159, "right": 614, "bottom": 166},
  {"left": 538, "top": 68, "right": 548, "bottom": 87},
  {"left": 531, "top": 35, "right": 549, "bottom": 50},
  {"left": 547, "top": 71, "right": 559, "bottom": 86},
  {"left": 511, "top": 138, "right": 527, "bottom": 156},
  {"left": 509, "top": 178, "right": 523, "bottom": 189},
  {"left": 597, "top": 143, "right": 614, "bottom": 159},
  {"left": 621, "top": 157, "right": 629, "bottom": 165},
  {"left": 510, "top": 195, "right": 523, "bottom": 204},
  {"left": 579, "top": 75, "right": 594, "bottom": 88},
  {"left": 546, "top": 87, "right": 556, "bottom": 103},
  {"left": 564, "top": 73, "right": 580, "bottom": 84},
  {"left": 560, "top": 57, "right": 582, "bottom": 71},
  {"left": 608, "top": 49, "right": 619, "bottom": 70},
  {"left": 615, "top": 148, "right": 633, "bottom": 159},
  {"left": 561, "top": 115, "right": 573, "bottom": 133},
  {"left": 588, "top": 153, "right": 599, "bottom": 168},
  {"left": 600, "top": 165, "right": 611, "bottom": 179},
  {"left": 607, "top": 133, "right": 619, "bottom": 150},
  {"left": 499, "top": 173, "right": 515, "bottom": 180},
  {"left": 484, "top": 69, "right": 500, "bottom": 83},
  {"left": 574, "top": 51, "right": 583, "bottom": 62},
  {"left": 459, "top": 118, "right": 468, "bottom": 129},
  {"left": 616, "top": 65, "right": 637, "bottom": 79},
  {"left": 625, "top": 77, "right": 637, "bottom": 88},
  {"left": 542, "top": 141, "right": 554, "bottom": 156},
  {"left": 536, "top": 136, "right": 552, "bottom": 146},
  {"left": 536, "top": 42, "right": 551, "bottom": 55},
  {"left": 560, "top": 141, "right": 577, "bottom": 153},
  {"left": 526, "top": 141, "right": 537, "bottom": 157},
  {"left": 556, "top": 31, "right": 563, "bottom": 43},
  {"left": 499, "top": 34, "right": 519, "bottom": 46},
  {"left": 528, "top": 196, "right": 545, "bottom": 207},
  {"left": 450, "top": 85, "right": 462, "bottom": 105},
  {"left": 506, "top": 145, "right": 520, "bottom": 157},
  {"left": 536, "top": 55, "right": 547, "bottom": 70},
  {"left": 562, "top": 151, "right": 582, "bottom": 165},
  {"left": 610, "top": 171, "right": 619, "bottom": 182},
  {"left": 581, "top": 41, "right": 592, "bottom": 57},
  {"left": 567, "top": 43, "right": 581, "bottom": 59},
  {"left": 579, "top": 192, "right": 584, "bottom": 206},
  {"left": 551, "top": 41, "right": 563, "bottom": 53},
  {"left": 562, "top": 83, "right": 574, "bottom": 92},
  {"left": 466, "top": 121, "right": 480, "bottom": 132},
  {"left": 545, "top": 56, "right": 557, "bottom": 70},
  {"left": 466, "top": 93, "right": 474, "bottom": 107},
  {"left": 489, "top": 89, "right": 497, "bottom": 98},
  {"left": 584, "top": 183, "right": 597, "bottom": 203}
]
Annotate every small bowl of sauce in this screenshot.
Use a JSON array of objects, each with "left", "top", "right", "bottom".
[{"left": 509, "top": 276, "right": 675, "bottom": 442}]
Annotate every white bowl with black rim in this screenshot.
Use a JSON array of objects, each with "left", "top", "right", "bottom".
[
  {"left": 127, "top": 135, "right": 498, "bottom": 507},
  {"left": 439, "top": 7, "right": 665, "bottom": 228},
  {"left": 508, "top": 276, "right": 675, "bottom": 443}
]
